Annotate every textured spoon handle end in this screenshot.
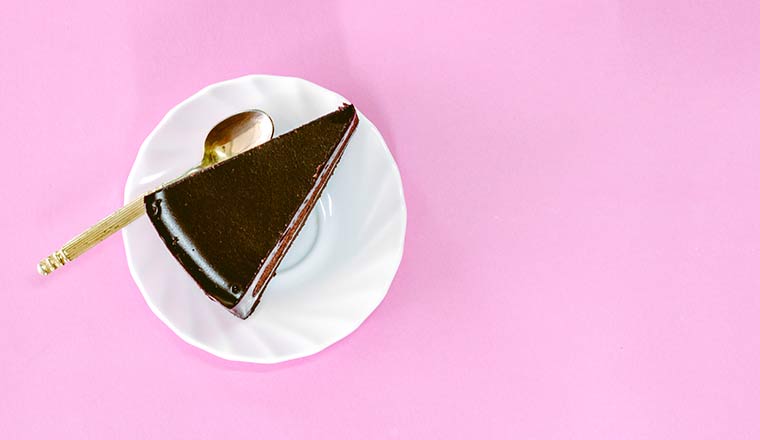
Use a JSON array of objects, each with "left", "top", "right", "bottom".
[
  {"left": 38, "top": 250, "right": 70, "bottom": 275},
  {"left": 36, "top": 198, "right": 146, "bottom": 276}
]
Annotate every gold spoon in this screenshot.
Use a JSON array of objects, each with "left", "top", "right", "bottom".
[{"left": 37, "top": 110, "right": 275, "bottom": 276}]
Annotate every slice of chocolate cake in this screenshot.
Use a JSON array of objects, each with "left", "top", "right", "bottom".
[{"left": 144, "top": 104, "right": 359, "bottom": 318}]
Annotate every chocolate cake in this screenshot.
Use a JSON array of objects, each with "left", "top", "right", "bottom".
[{"left": 144, "top": 104, "right": 359, "bottom": 318}]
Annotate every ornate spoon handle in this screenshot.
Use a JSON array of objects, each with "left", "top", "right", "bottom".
[{"left": 37, "top": 196, "right": 146, "bottom": 275}]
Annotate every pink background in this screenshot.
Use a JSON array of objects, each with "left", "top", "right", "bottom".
[{"left": 2, "top": 0, "right": 759, "bottom": 438}]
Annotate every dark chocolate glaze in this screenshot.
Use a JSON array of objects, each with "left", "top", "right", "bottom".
[{"left": 144, "top": 104, "right": 358, "bottom": 313}]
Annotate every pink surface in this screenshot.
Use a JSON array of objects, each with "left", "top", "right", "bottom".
[{"left": 2, "top": 0, "right": 759, "bottom": 438}]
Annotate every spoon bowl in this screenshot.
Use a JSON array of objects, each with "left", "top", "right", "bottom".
[{"left": 199, "top": 110, "right": 274, "bottom": 170}]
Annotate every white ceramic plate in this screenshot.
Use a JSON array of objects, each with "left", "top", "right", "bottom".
[{"left": 123, "top": 75, "right": 406, "bottom": 363}]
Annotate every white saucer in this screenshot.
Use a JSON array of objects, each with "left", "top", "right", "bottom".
[{"left": 123, "top": 75, "right": 406, "bottom": 363}]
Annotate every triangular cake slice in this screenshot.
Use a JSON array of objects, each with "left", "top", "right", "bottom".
[{"left": 144, "top": 104, "right": 359, "bottom": 319}]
